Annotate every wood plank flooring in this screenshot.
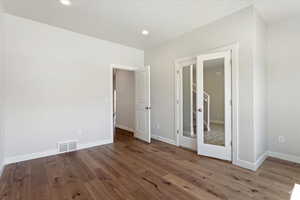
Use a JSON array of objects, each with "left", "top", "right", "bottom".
[{"left": 0, "top": 128, "right": 299, "bottom": 200}]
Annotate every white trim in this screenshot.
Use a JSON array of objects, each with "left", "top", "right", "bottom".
[
  {"left": 110, "top": 65, "right": 115, "bottom": 144},
  {"left": 235, "top": 159, "right": 256, "bottom": 171},
  {"left": 205, "top": 45, "right": 238, "bottom": 166},
  {"left": 4, "top": 138, "right": 113, "bottom": 164},
  {"left": 111, "top": 64, "right": 140, "bottom": 71},
  {"left": 235, "top": 151, "right": 300, "bottom": 171},
  {"left": 254, "top": 151, "right": 268, "bottom": 170},
  {"left": 235, "top": 151, "right": 268, "bottom": 171},
  {"left": 0, "top": 162, "right": 4, "bottom": 177},
  {"left": 78, "top": 139, "right": 113, "bottom": 150},
  {"left": 116, "top": 124, "right": 135, "bottom": 133},
  {"left": 151, "top": 135, "right": 177, "bottom": 146},
  {"left": 211, "top": 44, "right": 239, "bottom": 165},
  {"left": 269, "top": 151, "right": 300, "bottom": 164},
  {"left": 189, "top": 65, "right": 194, "bottom": 137}
]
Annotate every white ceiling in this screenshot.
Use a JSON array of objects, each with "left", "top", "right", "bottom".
[
  {"left": 3, "top": 0, "right": 300, "bottom": 50},
  {"left": 2, "top": 0, "right": 253, "bottom": 50},
  {"left": 255, "top": 0, "right": 300, "bottom": 23}
]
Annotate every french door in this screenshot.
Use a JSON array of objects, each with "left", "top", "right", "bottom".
[
  {"left": 197, "top": 51, "right": 232, "bottom": 161},
  {"left": 176, "top": 51, "right": 232, "bottom": 161},
  {"left": 177, "top": 60, "right": 197, "bottom": 151}
]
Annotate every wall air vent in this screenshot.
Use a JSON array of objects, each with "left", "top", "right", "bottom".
[
  {"left": 57, "top": 142, "right": 68, "bottom": 153},
  {"left": 68, "top": 141, "right": 78, "bottom": 152},
  {"left": 57, "top": 140, "right": 78, "bottom": 153}
]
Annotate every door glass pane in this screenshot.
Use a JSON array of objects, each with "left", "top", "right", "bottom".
[
  {"left": 182, "top": 65, "right": 197, "bottom": 138},
  {"left": 203, "top": 58, "right": 225, "bottom": 146}
]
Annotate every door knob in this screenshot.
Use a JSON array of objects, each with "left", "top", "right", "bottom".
[
  {"left": 198, "top": 108, "right": 202, "bottom": 112},
  {"left": 145, "top": 106, "right": 152, "bottom": 110}
]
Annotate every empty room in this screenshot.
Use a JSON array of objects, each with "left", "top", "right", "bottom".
[{"left": 0, "top": 0, "right": 300, "bottom": 199}]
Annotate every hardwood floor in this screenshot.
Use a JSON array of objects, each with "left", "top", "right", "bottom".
[{"left": 0, "top": 129, "right": 299, "bottom": 200}]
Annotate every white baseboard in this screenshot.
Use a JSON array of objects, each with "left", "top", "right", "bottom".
[
  {"left": 236, "top": 151, "right": 300, "bottom": 171},
  {"left": 116, "top": 124, "right": 135, "bottom": 133},
  {"left": 234, "top": 151, "right": 268, "bottom": 171},
  {"left": 268, "top": 151, "right": 300, "bottom": 164},
  {"left": 5, "top": 138, "right": 113, "bottom": 165},
  {"left": 78, "top": 139, "right": 113, "bottom": 150},
  {"left": 234, "top": 159, "right": 256, "bottom": 171},
  {"left": 151, "top": 135, "right": 177, "bottom": 146},
  {"left": 254, "top": 151, "right": 269, "bottom": 170}
]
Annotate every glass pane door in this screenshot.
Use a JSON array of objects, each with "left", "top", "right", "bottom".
[
  {"left": 179, "top": 64, "right": 197, "bottom": 150},
  {"left": 203, "top": 58, "right": 225, "bottom": 147},
  {"left": 182, "top": 64, "right": 197, "bottom": 138},
  {"left": 197, "top": 51, "right": 232, "bottom": 161}
]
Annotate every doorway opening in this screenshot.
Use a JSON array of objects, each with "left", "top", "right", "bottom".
[
  {"left": 113, "top": 69, "right": 135, "bottom": 140},
  {"left": 111, "top": 65, "right": 151, "bottom": 143},
  {"left": 175, "top": 45, "right": 238, "bottom": 162}
]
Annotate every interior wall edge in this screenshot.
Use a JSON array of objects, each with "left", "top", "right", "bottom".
[
  {"left": 234, "top": 150, "right": 268, "bottom": 171},
  {"left": 0, "top": 162, "right": 4, "bottom": 177}
]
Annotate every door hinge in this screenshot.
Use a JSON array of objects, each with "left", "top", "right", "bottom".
[
  {"left": 177, "top": 70, "right": 180, "bottom": 75},
  {"left": 230, "top": 99, "right": 232, "bottom": 106},
  {"left": 230, "top": 141, "right": 233, "bottom": 146},
  {"left": 177, "top": 130, "right": 179, "bottom": 134}
]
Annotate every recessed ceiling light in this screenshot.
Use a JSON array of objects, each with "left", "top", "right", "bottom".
[
  {"left": 142, "top": 30, "right": 149, "bottom": 36},
  {"left": 60, "top": 0, "right": 72, "bottom": 6}
]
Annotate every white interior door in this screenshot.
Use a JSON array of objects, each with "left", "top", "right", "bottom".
[
  {"left": 177, "top": 62, "right": 197, "bottom": 151},
  {"left": 197, "top": 51, "right": 232, "bottom": 161},
  {"left": 135, "top": 66, "right": 151, "bottom": 143}
]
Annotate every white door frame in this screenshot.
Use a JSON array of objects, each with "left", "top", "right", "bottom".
[
  {"left": 110, "top": 64, "right": 140, "bottom": 143},
  {"left": 174, "top": 43, "right": 239, "bottom": 164}
]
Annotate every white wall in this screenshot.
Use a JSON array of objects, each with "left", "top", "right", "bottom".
[
  {"left": 0, "top": 0, "right": 5, "bottom": 175},
  {"left": 116, "top": 69, "right": 135, "bottom": 131},
  {"left": 253, "top": 10, "right": 268, "bottom": 162},
  {"left": 267, "top": 17, "right": 300, "bottom": 159},
  {"left": 145, "top": 7, "right": 256, "bottom": 163},
  {"left": 3, "top": 14, "right": 144, "bottom": 161}
]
